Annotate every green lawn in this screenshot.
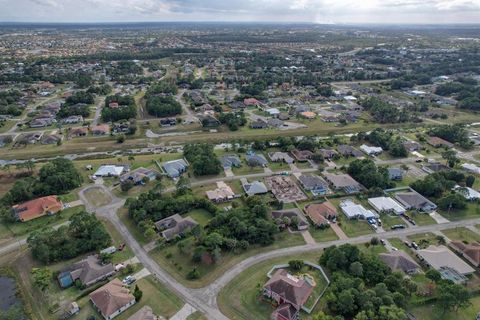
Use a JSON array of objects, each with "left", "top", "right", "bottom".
[
  {"left": 115, "top": 276, "right": 184, "bottom": 320},
  {"left": 379, "top": 213, "right": 405, "bottom": 229},
  {"left": 308, "top": 226, "right": 339, "bottom": 242},
  {"left": 58, "top": 191, "right": 80, "bottom": 203},
  {"left": 338, "top": 218, "right": 373, "bottom": 237},
  {"left": 186, "top": 209, "right": 214, "bottom": 226},
  {"left": 0, "top": 205, "right": 85, "bottom": 239},
  {"left": 150, "top": 231, "right": 306, "bottom": 288},
  {"left": 439, "top": 202, "right": 480, "bottom": 221},
  {"left": 359, "top": 243, "right": 388, "bottom": 255},
  {"left": 217, "top": 251, "right": 327, "bottom": 320},
  {"left": 100, "top": 218, "right": 134, "bottom": 264},
  {"left": 268, "top": 161, "right": 289, "bottom": 171},
  {"left": 407, "top": 233, "right": 442, "bottom": 249},
  {"left": 442, "top": 227, "right": 480, "bottom": 244},
  {"left": 187, "top": 311, "right": 208, "bottom": 320},
  {"left": 409, "top": 212, "right": 437, "bottom": 226},
  {"left": 410, "top": 294, "right": 480, "bottom": 320}
]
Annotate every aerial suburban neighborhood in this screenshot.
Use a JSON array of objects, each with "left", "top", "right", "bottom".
[{"left": 1, "top": 7, "right": 480, "bottom": 320}]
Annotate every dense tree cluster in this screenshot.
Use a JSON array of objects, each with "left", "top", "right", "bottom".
[
  {"left": 360, "top": 97, "right": 414, "bottom": 124},
  {"left": 106, "top": 61, "right": 143, "bottom": 81},
  {"left": 102, "top": 94, "right": 137, "bottom": 122},
  {"left": 411, "top": 170, "right": 466, "bottom": 198},
  {"left": 348, "top": 159, "right": 394, "bottom": 190},
  {"left": 27, "top": 211, "right": 111, "bottom": 263},
  {"left": 429, "top": 124, "right": 472, "bottom": 149},
  {"left": 218, "top": 112, "right": 247, "bottom": 131},
  {"left": 57, "top": 91, "right": 94, "bottom": 118},
  {"left": 146, "top": 96, "right": 182, "bottom": 117},
  {"left": 183, "top": 143, "right": 222, "bottom": 176},
  {"left": 240, "top": 80, "right": 266, "bottom": 97},
  {"left": 319, "top": 244, "right": 415, "bottom": 320},
  {"left": 87, "top": 84, "right": 112, "bottom": 95},
  {"left": 362, "top": 129, "right": 408, "bottom": 158},
  {"left": 2, "top": 158, "right": 82, "bottom": 206},
  {"left": 0, "top": 90, "right": 23, "bottom": 116}
]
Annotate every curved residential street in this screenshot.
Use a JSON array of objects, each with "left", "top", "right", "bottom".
[{"left": 74, "top": 183, "right": 480, "bottom": 320}]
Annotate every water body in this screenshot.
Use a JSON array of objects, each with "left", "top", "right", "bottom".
[{"left": 0, "top": 276, "right": 20, "bottom": 311}]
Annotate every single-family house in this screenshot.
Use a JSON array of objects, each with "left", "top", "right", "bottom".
[
  {"left": 461, "top": 163, "right": 480, "bottom": 175},
  {"left": 297, "top": 174, "right": 329, "bottom": 195},
  {"left": 154, "top": 214, "right": 198, "bottom": 241},
  {"left": 319, "top": 149, "right": 338, "bottom": 160},
  {"left": 90, "top": 279, "right": 136, "bottom": 320},
  {"left": 241, "top": 178, "right": 268, "bottom": 196},
  {"left": 120, "top": 167, "right": 158, "bottom": 185},
  {"left": 206, "top": 181, "right": 235, "bottom": 202},
  {"left": 450, "top": 241, "right": 480, "bottom": 267},
  {"left": 220, "top": 155, "right": 241, "bottom": 169},
  {"left": 162, "top": 159, "right": 188, "bottom": 178},
  {"left": 360, "top": 144, "right": 383, "bottom": 156},
  {"left": 268, "top": 152, "right": 294, "bottom": 164},
  {"left": 337, "top": 145, "right": 363, "bottom": 158},
  {"left": 70, "top": 127, "right": 88, "bottom": 137},
  {"left": 266, "top": 108, "right": 281, "bottom": 117},
  {"left": 160, "top": 118, "right": 176, "bottom": 127},
  {"left": 291, "top": 149, "right": 314, "bottom": 162},
  {"left": 394, "top": 191, "right": 437, "bottom": 212},
  {"left": 95, "top": 165, "right": 127, "bottom": 177},
  {"left": 246, "top": 153, "right": 268, "bottom": 167},
  {"left": 368, "top": 196, "right": 406, "bottom": 215},
  {"left": 268, "top": 118, "right": 284, "bottom": 128},
  {"left": 250, "top": 119, "right": 268, "bottom": 129},
  {"left": 63, "top": 115, "right": 84, "bottom": 124},
  {"left": 299, "top": 111, "right": 316, "bottom": 119},
  {"left": 91, "top": 124, "right": 110, "bottom": 136},
  {"left": 340, "top": 199, "right": 377, "bottom": 220},
  {"left": 427, "top": 136, "right": 454, "bottom": 148},
  {"left": 416, "top": 245, "right": 475, "bottom": 276},
  {"left": 263, "top": 269, "right": 314, "bottom": 319},
  {"left": 422, "top": 162, "right": 450, "bottom": 174},
  {"left": 41, "top": 134, "right": 62, "bottom": 145},
  {"left": 323, "top": 173, "right": 361, "bottom": 194},
  {"left": 454, "top": 186, "right": 480, "bottom": 200},
  {"left": 244, "top": 98, "right": 261, "bottom": 107},
  {"left": 12, "top": 195, "right": 63, "bottom": 222},
  {"left": 304, "top": 201, "right": 338, "bottom": 226},
  {"left": 388, "top": 168, "right": 405, "bottom": 181},
  {"left": 403, "top": 141, "right": 423, "bottom": 152},
  {"left": 58, "top": 255, "right": 115, "bottom": 288},
  {"left": 271, "top": 209, "right": 309, "bottom": 231},
  {"left": 379, "top": 251, "right": 421, "bottom": 274}
]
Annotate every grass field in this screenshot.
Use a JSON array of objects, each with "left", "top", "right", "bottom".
[
  {"left": 442, "top": 227, "right": 480, "bottom": 244},
  {"left": 439, "top": 202, "right": 480, "bottom": 221},
  {"left": 186, "top": 209, "right": 214, "bottom": 226},
  {"left": 407, "top": 232, "right": 442, "bottom": 249},
  {"left": 187, "top": 311, "right": 208, "bottom": 320},
  {"left": 338, "top": 218, "right": 373, "bottom": 237},
  {"left": 308, "top": 226, "right": 339, "bottom": 242},
  {"left": 217, "top": 250, "right": 327, "bottom": 320},
  {"left": 410, "top": 294, "right": 480, "bottom": 320},
  {"left": 379, "top": 213, "right": 405, "bottom": 229},
  {"left": 409, "top": 212, "right": 437, "bottom": 226},
  {"left": 150, "top": 231, "right": 306, "bottom": 288}
]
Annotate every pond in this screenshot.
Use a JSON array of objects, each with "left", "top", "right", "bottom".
[{"left": 0, "top": 276, "right": 20, "bottom": 311}]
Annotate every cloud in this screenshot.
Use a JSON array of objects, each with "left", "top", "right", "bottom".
[{"left": 0, "top": 0, "right": 479, "bottom": 23}]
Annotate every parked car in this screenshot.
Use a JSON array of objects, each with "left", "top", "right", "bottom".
[
  {"left": 122, "top": 275, "right": 136, "bottom": 285},
  {"left": 412, "top": 242, "right": 419, "bottom": 250},
  {"left": 380, "top": 239, "right": 386, "bottom": 246}
]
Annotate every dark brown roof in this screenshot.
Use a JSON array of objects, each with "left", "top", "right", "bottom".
[
  {"left": 379, "top": 251, "right": 420, "bottom": 273},
  {"left": 304, "top": 202, "right": 338, "bottom": 225},
  {"left": 272, "top": 303, "right": 298, "bottom": 320},
  {"left": 89, "top": 279, "right": 135, "bottom": 318},
  {"left": 264, "top": 269, "right": 314, "bottom": 308},
  {"left": 450, "top": 241, "right": 480, "bottom": 266}
]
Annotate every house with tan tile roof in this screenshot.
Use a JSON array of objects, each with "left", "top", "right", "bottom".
[
  {"left": 12, "top": 195, "right": 63, "bottom": 222},
  {"left": 89, "top": 279, "right": 136, "bottom": 320}
]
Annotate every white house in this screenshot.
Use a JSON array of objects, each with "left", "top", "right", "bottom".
[
  {"left": 368, "top": 196, "right": 406, "bottom": 215},
  {"left": 266, "top": 108, "right": 281, "bottom": 117},
  {"left": 461, "top": 163, "right": 480, "bottom": 175},
  {"left": 94, "top": 165, "right": 126, "bottom": 177},
  {"left": 360, "top": 144, "right": 383, "bottom": 156},
  {"left": 454, "top": 186, "right": 480, "bottom": 201},
  {"left": 340, "top": 200, "right": 377, "bottom": 220}
]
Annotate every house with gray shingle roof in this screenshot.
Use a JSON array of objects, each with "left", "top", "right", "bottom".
[{"left": 162, "top": 159, "right": 188, "bottom": 179}]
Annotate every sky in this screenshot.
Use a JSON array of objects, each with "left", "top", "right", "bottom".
[{"left": 0, "top": 0, "right": 480, "bottom": 24}]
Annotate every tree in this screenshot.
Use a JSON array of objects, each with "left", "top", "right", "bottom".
[
  {"left": 133, "top": 285, "right": 143, "bottom": 301},
  {"left": 117, "top": 134, "right": 126, "bottom": 143},
  {"left": 31, "top": 267, "right": 52, "bottom": 292},
  {"left": 349, "top": 261, "right": 364, "bottom": 277},
  {"left": 425, "top": 269, "right": 441, "bottom": 282},
  {"left": 120, "top": 179, "right": 134, "bottom": 192},
  {"left": 466, "top": 175, "right": 475, "bottom": 188},
  {"left": 187, "top": 267, "right": 200, "bottom": 280},
  {"left": 437, "top": 281, "right": 471, "bottom": 313},
  {"left": 99, "top": 252, "right": 112, "bottom": 264},
  {"left": 288, "top": 260, "right": 304, "bottom": 271},
  {"left": 441, "top": 149, "right": 459, "bottom": 168},
  {"left": 437, "top": 193, "right": 467, "bottom": 211},
  {"left": 175, "top": 176, "right": 191, "bottom": 196}
]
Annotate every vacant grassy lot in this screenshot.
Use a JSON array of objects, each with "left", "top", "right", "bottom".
[
  {"left": 409, "top": 212, "right": 437, "bottom": 226},
  {"left": 379, "top": 213, "right": 405, "bottom": 230},
  {"left": 439, "top": 202, "right": 480, "bottom": 221},
  {"left": 410, "top": 294, "right": 480, "bottom": 320},
  {"left": 150, "top": 231, "right": 305, "bottom": 288},
  {"left": 83, "top": 186, "right": 112, "bottom": 207},
  {"left": 407, "top": 232, "right": 442, "bottom": 249},
  {"left": 308, "top": 226, "right": 339, "bottom": 242},
  {"left": 217, "top": 251, "right": 327, "bottom": 320},
  {"left": 442, "top": 227, "right": 480, "bottom": 244},
  {"left": 338, "top": 218, "right": 373, "bottom": 237}
]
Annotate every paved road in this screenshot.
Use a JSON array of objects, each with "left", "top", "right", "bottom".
[{"left": 176, "top": 89, "right": 199, "bottom": 124}]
